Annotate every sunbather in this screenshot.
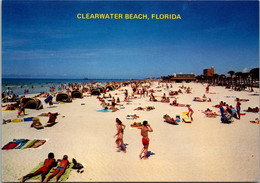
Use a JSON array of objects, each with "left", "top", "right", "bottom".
[
  {"left": 163, "top": 114, "right": 178, "bottom": 124},
  {"left": 244, "top": 107, "right": 259, "bottom": 113},
  {"left": 21, "top": 152, "right": 56, "bottom": 182},
  {"left": 44, "top": 155, "right": 69, "bottom": 182},
  {"left": 134, "top": 107, "right": 144, "bottom": 110}
]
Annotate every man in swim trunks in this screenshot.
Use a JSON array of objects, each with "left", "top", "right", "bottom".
[
  {"left": 21, "top": 152, "right": 56, "bottom": 182},
  {"left": 139, "top": 121, "right": 153, "bottom": 159},
  {"left": 44, "top": 155, "right": 69, "bottom": 182}
]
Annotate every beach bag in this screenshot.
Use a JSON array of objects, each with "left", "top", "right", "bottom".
[{"left": 72, "top": 158, "right": 84, "bottom": 170}]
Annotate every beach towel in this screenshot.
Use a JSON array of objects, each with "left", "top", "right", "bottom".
[
  {"left": 2, "top": 142, "right": 20, "bottom": 150},
  {"left": 38, "top": 113, "right": 49, "bottom": 117},
  {"left": 19, "top": 162, "right": 74, "bottom": 182},
  {"left": 131, "top": 122, "right": 143, "bottom": 129},
  {"left": 21, "top": 139, "right": 46, "bottom": 149},
  {"left": 12, "top": 118, "right": 23, "bottom": 123},
  {"left": 15, "top": 139, "right": 30, "bottom": 149},
  {"left": 97, "top": 109, "right": 111, "bottom": 112},
  {"left": 182, "top": 118, "right": 192, "bottom": 123},
  {"left": 126, "top": 114, "right": 139, "bottom": 120},
  {"left": 24, "top": 117, "right": 35, "bottom": 122},
  {"left": 10, "top": 117, "right": 37, "bottom": 123},
  {"left": 2, "top": 139, "right": 46, "bottom": 150}
]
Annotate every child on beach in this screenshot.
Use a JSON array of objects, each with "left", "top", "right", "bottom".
[{"left": 17, "top": 102, "right": 25, "bottom": 118}]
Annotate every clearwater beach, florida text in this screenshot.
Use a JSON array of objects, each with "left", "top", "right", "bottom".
[{"left": 77, "top": 13, "right": 181, "bottom": 20}]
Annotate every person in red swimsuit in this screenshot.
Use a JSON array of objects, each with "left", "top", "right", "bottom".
[
  {"left": 139, "top": 121, "right": 153, "bottom": 159},
  {"left": 21, "top": 152, "right": 56, "bottom": 182},
  {"left": 187, "top": 105, "right": 194, "bottom": 121}
]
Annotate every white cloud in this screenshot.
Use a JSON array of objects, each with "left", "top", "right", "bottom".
[{"left": 243, "top": 68, "right": 248, "bottom": 73}]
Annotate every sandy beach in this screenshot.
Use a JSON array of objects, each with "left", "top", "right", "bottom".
[{"left": 1, "top": 81, "right": 259, "bottom": 182}]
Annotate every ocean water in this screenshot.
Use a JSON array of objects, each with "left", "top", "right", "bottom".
[{"left": 1, "top": 78, "right": 127, "bottom": 96}]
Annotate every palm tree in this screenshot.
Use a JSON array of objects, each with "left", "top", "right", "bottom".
[
  {"left": 241, "top": 72, "right": 249, "bottom": 89},
  {"left": 219, "top": 74, "right": 226, "bottom": 86},
  {"left": 249, "top": 68, "right": 259, "bottom": 89},
  {"left": 228, "top": 70, "right": 235, "bottom": 89},
  {"left": 235, "top": 72, "right": 243, "bottom": 90}
]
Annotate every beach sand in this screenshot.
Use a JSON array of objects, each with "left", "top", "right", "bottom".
[{"left": 1, "top": 82, "right": 259, "bottom": 182}]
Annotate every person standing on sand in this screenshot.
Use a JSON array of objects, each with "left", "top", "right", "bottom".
[
  {"left": 44, "top": 155, "right": 69, "bottom": 182},
  {"left": 21, "top": 152, "right": 56, "bottom": 182},
  {"left": 236, "top": 98, "right": 241, "bottom": 120},
  {"left": 187, "top": 105, "right": 194, "bottom": 121},
  {"left": 139, "top": 121, "right": 153, "bottom": 159},
  {"left": 206, "top": 85, "right": 209, "bottom": 93},
  {"left": 114, "top": 118, "right": 126, "bottom": 153}
]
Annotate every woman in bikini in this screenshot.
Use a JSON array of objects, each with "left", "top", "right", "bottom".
[
  {"left": 114, "top": 118, "right": 126, "bottom": 153},
  {"left": 187, "top": 105, "right": 194, "bottom": 121}
]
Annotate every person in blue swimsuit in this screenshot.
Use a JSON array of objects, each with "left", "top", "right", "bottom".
[{"left": 44, "top": 155, "right": 69, "bottom": 182}]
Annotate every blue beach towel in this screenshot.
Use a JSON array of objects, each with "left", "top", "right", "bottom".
[
  {"left": 97, "top": 109, "right": 110, "bottom": 113},
  {"left": 23, "top": 117, "right": 35, "bottom": 122},
  {"left": 15, "top": 139, "right": 30, "bottom": 149}
]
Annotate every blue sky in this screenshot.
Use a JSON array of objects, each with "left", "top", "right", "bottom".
[{"left": 2, "top": 1, "right": 259, "bottom": 79}]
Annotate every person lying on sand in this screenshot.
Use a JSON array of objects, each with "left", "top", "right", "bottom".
[
  {"left": 170, "top": 100, "right": 186, "bottom": 107},
  {"left": 44, "top": 155, "right": 69, "bottom": 182},
  {"left": 163, "top": 114, "right": 178, "bottom": 124},
  {"left": 146, "top": 106, "right": 155, "bottom": 111},
  {"left": 244, "top": 107, "right": 259, "bottom": 113},
  {"left": 21, "top": 152, "right": 56, "bottom": 182},
  {"left": 250, "top": 118, "right": 259, "bottom": 124},
  {"left": 134, "top": 107, "right": 144, "bottom": 110}
]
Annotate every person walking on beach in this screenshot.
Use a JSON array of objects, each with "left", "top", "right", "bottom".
[
  {"left": 114, "top": 118, "right": 126, "bottom": 153},
  {"left": 187, "top": 105, "right": 194, "bottom": 121},
  {"left": 44, "top": 155, "right": 69, "bottom": 182},
  {"left": 21, "top": 152, "right": 56, "bottom": 182},
  {"left": 236, "top": 98, "right": 241, "bottom": 119},
  {"left": 139, "top": 121, "right": 153, "bottom": 160}
]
